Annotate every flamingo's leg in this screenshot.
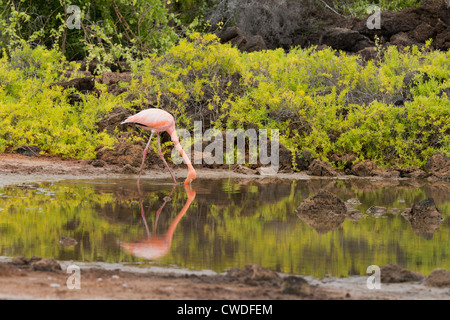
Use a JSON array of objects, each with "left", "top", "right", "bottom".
[
  {"left": 138, "top": 131, "right": 154, "bottom": 184},
  {"left": 154, "top": 184, "right": 176, "bottom": 232},
  {"left": 157, "top": 133, "right": 178, "bottom": 184},
  {"left": 136, "top": 180, "right": 151, "bottom": 238}
]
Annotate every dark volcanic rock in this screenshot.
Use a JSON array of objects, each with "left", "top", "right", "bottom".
[
  {"left": 87, "top": 160, "right": 106, "bottom": 168},
  {"left": 241, "top": 35, "right": 267, "bottom": 53},
  {"left": 54, "top": 76, "right": 100, "bottom": 104},
  {"left": 216, "top": 1, "right": 450, "bottom": 55},
  {"left": 380, "top": 264, "right": 425, "bottom": 283},
  {"left": 435, "top": 28, "right": 450, "bottom": 51},
  {"left": 379, "top": 10, "right": 421, "bottom": 38},
  {"left": 410, "top": 22, "right": 436, "bottom": 43},
  {"left": 297, "top": 190, "right": 347, "bottom": 215},
  {"left": 366, "top": 206, "right": 388, "bottom": 216},
  {"left": 102, "top": 72, "right": 132, "bottom": 86},
  {"left": 278, "top": 144, "right": 293, "bottom": 172},
  {"left": 396, "top": 167, "right": 429, "bottom": 179},
  {"left": 351, "top": 0, "right": 450, "bottom": 51},
  {"left": 307, "top": 159, "right": 337, "bottom": 177},
  {"left": 403, "top": 71, "right": 430, "bottom": 90},
  {"left": 296, "top": 190, "right": 348, "bottom": 233},
  {"left": 390, "top": 32, "right": 418, "bottom": 48},
  {"left": 97, "top": 141, "right": 153, "bottom": 168},
  {"left": 226, "top": 264, "right": 280, "bottom": 286},
  {"left": 425, "top": 269, "right": 450, "bottom": 288},
  {"left": 425, "top": 153, "right": 450, "bottom": 180},
  {"left": 357, "top": 46, "right": 378, "bottom": 62},
  {"left": 31, "top": 258, "right": 62, "bottom": 272},
  {"left": 11, "top": 256, "right": 31, "bottom": 265},
  {"left": 97, "top": 106, "right": 135, "bottom": 134},
  {"left": 328, "top": 154, "right": 356, "bottom": 170},
  {"left": 122, "top": 164, "right": 139, "bottom": 174},
  {"left": 403, "top": 198, "right": 443, "bottom": 221},
  {"left": 401, "top": 198, "right": 444, "bottom": 239},
  {"left": 350, "top": 160, "right": 377, "bottom": 177},
  {"left": 280, "top": 276, "right": 312, "bottom": 296},
  {"left": 218, "top": 26, "right": 244, "bottom": 43},
  {"left": 218, "top": 27, "right": 267, "bottom": 53},
  {"left": 320, "top": 27, "right": 373, "bottom": 52},
  {"left": 344, "top": 203, "right": 364, "bottom": 221},
  {"left": 108, "top": 84, "right": 129, "bottom": 96},
  {"left": 55, "top": 76, "right": 96, "bottom": 92},
  {"left": 296, "top": 150, "right": 315, "bottom": 171},
  {"left": 437, "top": 87, "right": 450, "bottom": 98}
]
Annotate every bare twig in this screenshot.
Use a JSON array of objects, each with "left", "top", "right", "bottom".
[
  {"left": 112, "top": 1, "right": 148, "bottom": 52},
  {"left": 317, "top": 0, "right": 345, "bottom": 17},
  {"left": 61, "top": 1, "right": 68, "bottom": 56}
]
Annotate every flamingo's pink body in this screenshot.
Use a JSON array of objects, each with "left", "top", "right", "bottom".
[{"left": 121, "top": 108, "right": 196, "bottom": 185}]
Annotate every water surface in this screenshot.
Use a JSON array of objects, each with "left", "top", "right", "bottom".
[{"left": 0, "top": 178, "right": 448, "bottom": 278}]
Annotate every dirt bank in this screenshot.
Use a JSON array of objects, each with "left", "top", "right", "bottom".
[
  {"left": 0, "top": 153, "right": 282, "bottom": 187},
  {"left": 0, "top": 257, "right": 449, "bottom": 300},
  {"left": 0, "top": 152, "right": 439, "bottom": 188}
]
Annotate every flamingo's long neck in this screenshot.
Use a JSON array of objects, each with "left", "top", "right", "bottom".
[{"left": 168, "top": 128, "right": 195, "bottom": 173}]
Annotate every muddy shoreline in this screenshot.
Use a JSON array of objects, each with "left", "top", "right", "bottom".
[
  {"left": 0, "top": 152, "right": 445, "bottom": 188},
  {"left": 1, "top": 153, "right": 449, "bottom": 300},
  {"left": 0, "top": 256, "right": 449, "bottom": 300}
]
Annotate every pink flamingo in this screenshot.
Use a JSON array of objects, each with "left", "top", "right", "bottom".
[
  {"left": 121, "top": 183, "right": 196, "bottom": 260},
  {"left": 121, "top": 108, "right": 197, "bottom": 185}
]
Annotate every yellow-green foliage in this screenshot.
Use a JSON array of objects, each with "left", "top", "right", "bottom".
[
  {"left": 132, "top": 33, "right": 244, "bottom": 127},
  {"left": 0, "top": 44, "right": 117, "bottom": 159},
  {"left": 131, "top": 33, "right": 450, "bottom": 169},
  {"left": 1, "top": 35, "right": 449, "bottom": 167}
]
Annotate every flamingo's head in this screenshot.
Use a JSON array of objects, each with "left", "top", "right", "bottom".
[{"left": 184, "top": 169, "right": 197, "bottom": 185}]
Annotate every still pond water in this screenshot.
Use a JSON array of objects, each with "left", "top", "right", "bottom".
[{"left": 0, "top": 178, "right": 448, "bottom": 278}]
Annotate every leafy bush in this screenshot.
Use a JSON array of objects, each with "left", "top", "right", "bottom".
[
  {"left": 0, "top": 34, "right": 448, "bottom": 169},
  {"left": 0, "top": 44, "right": 117, "bottom": 159},
  {"left": 130, "top": 33, "right": 449, "bottom": 169},
  {"left": 131, "top": 33, "right": 247, "bottom": 130},
  {"left": 325, "top": 0, "right": 423, "bottom": 17},
  {"left": 0, "top": 0, "right": 178, "bottom": 60}
]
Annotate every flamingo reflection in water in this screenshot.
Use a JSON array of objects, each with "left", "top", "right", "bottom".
[{"left": 121, "top": 183, "right": 196, "bottom": 260}]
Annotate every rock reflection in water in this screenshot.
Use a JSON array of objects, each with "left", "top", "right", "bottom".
[
  {"left": 401, "top": 198, "right": 444, "bottom": 239},
  {"left": 296, "top": 189, "right": 363, "bottom": 234}
]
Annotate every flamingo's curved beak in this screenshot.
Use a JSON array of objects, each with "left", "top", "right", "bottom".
[{"left": 184, "top": 178, "right": 193, "bottom": 185}]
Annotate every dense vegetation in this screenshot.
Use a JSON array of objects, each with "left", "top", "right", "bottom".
[{"left": 0, "top": 0, "right": 448, "bottom": 169}]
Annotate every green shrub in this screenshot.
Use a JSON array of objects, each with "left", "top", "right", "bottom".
[
  {"left": 0, "top": 44, "right": 117, "bottom": 159},
  {"left": 1, "top": 34, "right": 448, "bottom": 169},
  {"left": 327, "top": 0, "right": 423, "bottom": 17},
  {"left": 0, "top": 0, "right": 178, "bottom": 60},
  {"left": 130, "top": 33, "right": 449, "bottom": 169}
]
